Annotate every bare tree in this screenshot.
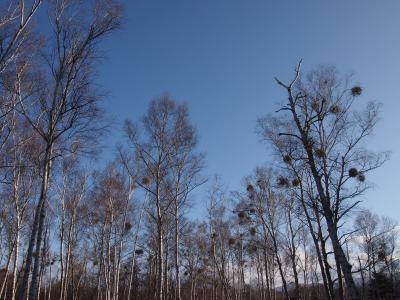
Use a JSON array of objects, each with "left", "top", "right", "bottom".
[
  {"left": 16, "top": 1, "right": 121, "bottom": 299},
  {"left": 245, "top": 168, "right": 290, "bottom": 300},
  {"left": 125, "top": 95, "right": 204, "bottom": 300},
  {"left": 0, "top": 114, "right": 40, "bottom": 300},
  {"left": 167, "top": 106, "right": 205, "bottom": 300},
  {"left": 258, "top": 61, "right": 389, "bottom": 300}
]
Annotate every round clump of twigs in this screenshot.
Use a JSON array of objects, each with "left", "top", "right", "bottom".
[
  {"left": 348, "top": 168, "right": 358, "bottom": 178},
  {"left": 135, "top": 249, "right": 144, "bottom": 255},
  {"left": 238, "top": 211, "right": 246, "bottom": 219},
  {"left": 141, "top": 176, "right": 151, "bottom": 185},
  {"left": 283, "top": 154, "right": 292, "bottom": 164},
  {"left": 124, "top": 221, "right": 132, "bottom": 232},
  {"left": 228, "top": 238, "right": 236, "bottom": 246},
  {"left": 248, "top": 245, "right": 257, "bottom": 254},
  {"left": 357, "top": 172, "right": 366, "bottom": 182},
  {"left": 315, "top": 148, "right": 326, "bottom": 158},
  {"left": 329, "top": 105, "right": 341, "bottom": 115},
  {"left": 351, "top": 86, "right": 362, "bottom": 96},
  {"left": 249, "top": 227, "right": 256, "bottom": 236},
  {"left": 277, "top": 176, "right": 289, "bottom": 188},
  {"left": 311, "top": 100, "right": 320, "bottom": 111},
  {"left": 306, "top": 137, "right": 315, "bottom": 148},
  {"left": 292, "top": 178, "right": 300, "bottom": 187}
]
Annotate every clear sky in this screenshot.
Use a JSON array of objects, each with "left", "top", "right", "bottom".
[{"left": 92, "top": 0, "right": 400, "bottom": 220}]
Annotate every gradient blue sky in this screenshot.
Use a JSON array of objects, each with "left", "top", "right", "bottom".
[{"left": 93, "top": 0, "right": 400, "bottom": 220}]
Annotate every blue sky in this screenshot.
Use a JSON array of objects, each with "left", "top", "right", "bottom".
[{"left": 91, "top": 0, "right": 400, "bottom": 220}]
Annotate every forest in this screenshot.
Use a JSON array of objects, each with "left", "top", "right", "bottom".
[{"left": 0, "top": 1, "right": 398, "bottom": 300}]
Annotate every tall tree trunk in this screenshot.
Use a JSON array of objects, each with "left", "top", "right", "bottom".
[
  {"left": 11, "top": 154, "right": 22, "bottom": 300},
  {"left": 0, "top": 245, "right": 14, "bottom": 299},
  {"left": 298, "top": 184, "right": 333, "bottom": 300},
  {"left": 287, "top": 209, "right": 300, "bottom": 300},
  {"left": 59, "top": 190, "right": 66, "bottom": 300},
  {"left": 307, "top": 142, "right": 359, "bottom": 299},
  {"left": 18, "top": 146, "right": 52, "bottom": 300},
  {"left": 157, "top": 220, "right": 164, "bottom": 300},
  {"left": 174, "top": 209, "right": 181, "bottom": 300},
  {"left": 11, "top": 227, "right": 20, "bottom": 300}
]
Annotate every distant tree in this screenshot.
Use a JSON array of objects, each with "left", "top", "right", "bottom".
[
  {"left": 206, "top": 178, "right": 232, "bottom": 300},
  {"left": 166, "top": 101, "right": 204, "bottom": 300},
  {"left": 125, "top": 95, "right": 204, "bottom": 300},
  {"left": 245, "top": 168, "right": 290, "bottom": 300},
  {"left": 355, "top": 210, "right": 399, "bottom": 300},
  {"left": 87, "top": 164, "right": 131, "bottom": 300},
  {"left": 54, "top": 156, "right": 90, "bottom": 300}
]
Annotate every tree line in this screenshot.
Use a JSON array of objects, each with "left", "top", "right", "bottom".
[{"left": 0, "top": 1, "right": 397, "bottom": 300}]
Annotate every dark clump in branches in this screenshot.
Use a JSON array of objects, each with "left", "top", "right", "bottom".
[
  {"left": 283, "top": 154, "right": 292, "bottom": 164},
  {"left": 124, "top": 222, "right": 132, "bottom": 231},
  {"left": 351, "top": 86, "right": 362, "bottom": 96},
  {"left": 246, "top": 184, "right": 254, "bottom": 193},
  {"left": 329, "top": 105, "right": 341, "bottom": 115},
  {"left": 141, "top": 176, "right": 151, "bottom": 185},
  {"left": 292, "top": 178, "right": 300, "bottom": 187},
  {"left": 135, "top": 249, "right": 144, "bottom": 255},
  {"left": 349, "top": 168, "right": 359, "bottom": 177},
  {"left": 238, "top": 211, "right": 247, "bottom": 219},
  {"left": 249, "top": 227, "right": 256, "bottom": 236},
  {"left": 357, "top": 172, "right": 366, "bottom": 182},
  {"left": 315, "top": 148, "right": 326, "bottom": 158},
  {"left": 277, "top": 176, "right": 289, "bottom": 188}
]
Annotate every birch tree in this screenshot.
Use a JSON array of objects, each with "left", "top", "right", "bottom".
[
  {"left": 17, "top": 1, "right": 121, "bottom": 299},
  {"left": 125, "top": 95, "right": 204, "bottom": 300}
]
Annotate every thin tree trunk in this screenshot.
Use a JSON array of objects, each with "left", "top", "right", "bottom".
[
  {"left": 0, "top": 250, "right": 12, "bottom": 299},
  {"left": 11, "top": 228, "right": 20, "bottom": 300},
  {"left": 287, "top": 209, "right": 300, "bottom": 300},
  {"left": 19, "top": 146, "right": 52, "bottom": 300},
  {"left": 157, "top": 221, "right": 164, "bottom": 300},
  {"left": 127, "top": 192, "right": 147, "bottom": 300},
  {"left": 174, "top": 209, "right": 181, "bottom": 300}
]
